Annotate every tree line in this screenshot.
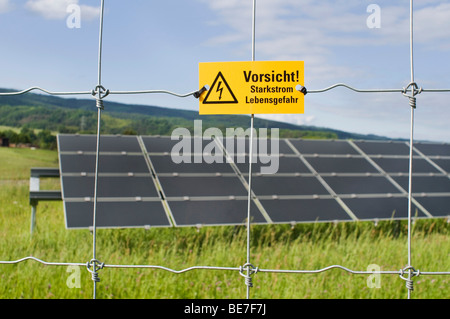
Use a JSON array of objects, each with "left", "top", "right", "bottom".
[
  {"left": 0, "top": 103, "right": 339, "bottom": 150},
  {"left": 0, "top": 127, "right": 57, "bottom": 150}
]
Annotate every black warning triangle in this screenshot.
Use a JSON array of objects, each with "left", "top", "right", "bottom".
[{"left": 203, "top": 71, "right": 238, "bottom": 104}]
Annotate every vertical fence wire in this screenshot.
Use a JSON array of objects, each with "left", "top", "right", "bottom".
[
  {"left": 91, "top": 0, "right": 106, "bottom": 300},
  {"left": 406, "top": 0, "right": 415, "bottom": 299},
  {"left": 244, "top": 0, "right": 258, "bottom": 300}
]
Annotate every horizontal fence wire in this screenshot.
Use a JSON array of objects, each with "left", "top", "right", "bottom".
[
  {"left": 0, "top": 87, "right": 205, "bottom": 98},
  {"left": 308, "top": 84, "right": 450, "bottom": 94},
  {"left": 1, "top": 85, "right": 450, "bottom": 97},
  {"left": 1, "top": 256, "right": 448, "bottom": 277},
  {"left": 2, "top": 256, "right": 448, "bottom": 276},
  {"left": 0, "top": 0, "right": 449, "bottom": 300}
]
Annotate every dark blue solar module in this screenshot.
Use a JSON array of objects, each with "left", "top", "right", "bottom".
[
  {"left": 260, "top": 198, "right": 353, "bottom": 223},
  {"left": 64, "top": 201, "right": 171, "bottom": 229},
  {"left": 58, "top": 134, "right": 142, "bottom": 153},
  {"left": 353, "top": 140, "right": 412, "bottom": 156},
  {"left": 342, "top": 197, "right": 427, "bottom": 220},
  {"left": 414, "top": 142, "right": 450, "bottom": 156},
  {"left": 289, "top": 139, "right": 359, "bottom": 155},
  {"left": 167, "top": 200, "right": 267, "bottom": 227}
]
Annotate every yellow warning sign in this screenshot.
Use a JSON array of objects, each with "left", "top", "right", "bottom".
[{"left": 199, "top": 61, "right": 304, "bottom": 115}]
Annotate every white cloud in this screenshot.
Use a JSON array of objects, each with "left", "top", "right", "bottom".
[
  {"left": 198, "top": 0, "right": 450, "bottom": 141},
  {"left": 199, "top": 1, "right": 450, "bottom": 66},
  {"left": 199, "top": 0, "right": 382, "bottom": 85},
  {"left": 25, "top": 0, "right": 99, "bottom": 20},
  {"left": 0, "top": 0, "right": 12, "bottom": 13},
  {"left": 78, "top": 4, "right": 100, "bottom": 21},
  {"left": 415, "top": 3, "right": 450, "bottom": 48}
]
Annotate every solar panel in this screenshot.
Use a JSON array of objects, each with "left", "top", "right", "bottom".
[
  {"left": 290, "top": 139, "right": 358, "bottom": 155},
  {"left": 224, "top": 137, "right": 295, "bottom": 155},
  {"left": 57, "top": 134, "right": 449, "bottom": 230},
  {"left": 414, "top": 142, "right": 450, "bottom": 156},
  {"left": 251, "top": 176, "right": 329, "bottom": 197},
  {"left": 60, "top": 154, "right": 150, "bottom": 173},
  {"left": 142, "top": 135, "right": 226, "bottom": 155},
  {"left": 61, "top": 176, "right": 160, "bottom": 198},
  {"left": 235, "top": 155, "right": 310, "bottom": 174},
  {"left": 430, "top": 159, "right": 450, "bottom": 172},
  {"left": 306, "top": 157, "right": 379, "bottom": 174},
  {"left": 58, "top": 134, "right": 142, "bottom": 153},
  {"left": 414, "top": 196, "right": 450, "bottom": 217},
  {"left": 140, "top": 136, "right": 275, "bottom": 226},
  {"left": 167, "top": 199, "right": 267, "bottom": 227},
  {"left": 342, "top": 197, "right": 426, "bottom": 220},
  {"left": 322, "top": 176, "right": 402, "bottom": 195},
  {"left": 141, "top": 136, "right": 180, "bottom": 153},
  {"left": 260, "top": 198, "right": 353, "bottom": 223},
  {"left": 64, "top": 201, "right": 171, "bottom": 229},
  {"left": 158, "top": 175, "right": 248, "bottom": 198},
  {"left": 353, "top": 140, "right": 412, "bottom": 156},
  {"left": 392, "top": 175, "right": 450, "bottom": 193},
  {"left": 150, "top": 154, "right": 234, "bottom": 174},
  {"left": 372, "top": 158, "right": 440, "bottom": 174}
]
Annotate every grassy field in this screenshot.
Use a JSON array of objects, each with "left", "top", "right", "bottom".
[{"left": 0, "top": 147, "right": 448, "bottom": 299}]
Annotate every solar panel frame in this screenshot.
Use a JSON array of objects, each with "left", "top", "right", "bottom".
[
  {"left": 392, "top": 175, "right": 450, "bottom": 194},
  {"left": 149, "top": 154, "right": 235, "bottom": 174},
  {"left": 353, "top": 140, "right": 412, "bottom": 156},
  {"left": 223, "top": 136, "right": 295, "bottom": 156},
  {"left": 289, "top": 139, "right": 359, "bottom": 155},
  {"left": 63, "top": 201, "right": 172, "bottom": 229},
  {"left": 234, "top": 155, "right": 311, "bottom": 175},
  {"left": 58, "top": 134, "right": 142, "bottom": 153},
  {"left": 157, "top": 175, "right": 249, "bottom": 198},
  {"left": 428, "top": 159, "right": 450, "bottom": 173},
  {"left": 414, "top": 195, "right": 450, "bottom": 217},
  {"left": 413, "top": 142, "right": 450, "bottom": 157},
  {"left": 166, "top": 199, "right": 267, "bottom": 227},
  {"left": 260, "top": 198, "right": 353, "bottom": 223},
  {"left": 322, "top": 175, "right": 403, "bottom": 195},
  {"left": 305, "top": 156, "right": 380, "bottom": 174},
  {"left": 342, "top": 196, "right": 428, "bottom": 221},
  {"left": 142, "top": 135, "right": 226, "bottom": 155},
  {"left": 250, "top": 175, "right": 330, "bottom": 197},
  {"left": 371, "top": 157, "right": 441, "bottom": 174},
  {"left": 60, "top": 175, "right": 161, "bottom": 198},
  {"left": 59, "top": 154, "right": 150, "bottom": 174}
]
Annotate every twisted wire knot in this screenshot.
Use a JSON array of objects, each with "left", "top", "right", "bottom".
[
  {"left": 402, "top": 82, "right": 422, "bottom": 109},
  {"left": 399, "top": 266, "right": 420, "bottom": 292},
  {"left": 407, "top": 96, "right": 416, "bottom": 109},
  {"left": 87, "top": 259, "right": 105, "bottom": 283},
  {"left": 239, "top": 263, "right": 258, "bottom": 288},
  {"left": 92, "top": 85, "right": 110, "bottom": 110}
]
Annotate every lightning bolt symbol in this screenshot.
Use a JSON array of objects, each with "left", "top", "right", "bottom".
[{"left": 216, "top": 81, "right": 223, "bottom": 100}]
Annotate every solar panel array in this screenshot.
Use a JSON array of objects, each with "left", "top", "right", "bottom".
[{"left": 57, "top": 134, "right": 450, "bottom": 229}]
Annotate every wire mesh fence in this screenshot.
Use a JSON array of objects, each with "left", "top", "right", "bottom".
[{"left": 0, "top": 0, "right": 449, "bottom": 300}]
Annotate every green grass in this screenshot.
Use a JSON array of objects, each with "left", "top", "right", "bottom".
[{"left": 0, "top": 147, "right": 448, "bottom": 299}]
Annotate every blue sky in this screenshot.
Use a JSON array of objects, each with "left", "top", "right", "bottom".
[{"left": 0, "top": 0, "right": 449, "bottom": 142}]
